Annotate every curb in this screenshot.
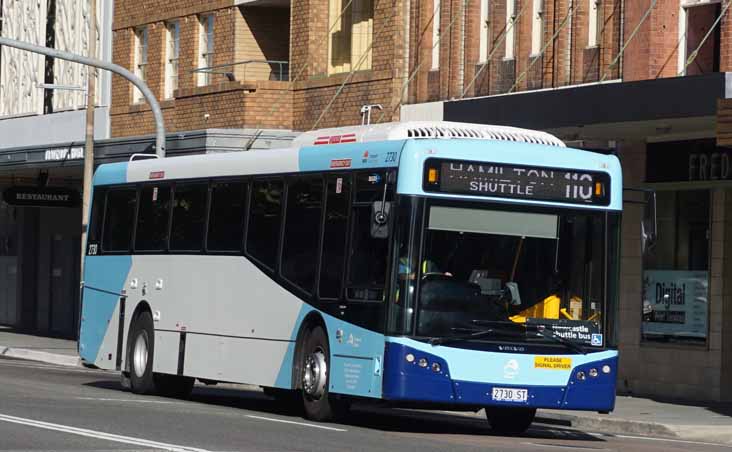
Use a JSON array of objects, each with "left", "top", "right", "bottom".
[
  {"left": 0, "top": 345, "right": 81, "bottom": 367},
  {"left": 536, "top": 410, "right": 679, "bottom": 439}
]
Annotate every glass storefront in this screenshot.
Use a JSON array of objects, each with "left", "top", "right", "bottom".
[{"left": 642, "top": 190, "right": 710, "bottom": 343}]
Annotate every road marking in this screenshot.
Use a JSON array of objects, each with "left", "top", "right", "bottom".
[
  {"left": 0, "top": 413, "right": 211, "bottom": 452},
  {"left": 245, "top": 414, "right": 347, "bottom": 432},
  {"left": 588, "top": 432, "right": 732, "bottom": 448},
  {"left": 76, "top": 397, "right": 179, "bottom": 404}
]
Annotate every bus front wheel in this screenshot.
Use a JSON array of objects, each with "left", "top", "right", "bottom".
[
  {"left": 485, "top": 406, "right": 536, "bottom": 435},
  {"left": 300, "top": 326, "right": 348, "bottom": 421},
  {"left": 128, "top": 311, "right": 157, "bottom": 394}
]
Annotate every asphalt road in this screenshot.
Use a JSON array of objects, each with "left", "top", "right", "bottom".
[{"left": 0, "top": 357, "right": 729, "bottom": 452}]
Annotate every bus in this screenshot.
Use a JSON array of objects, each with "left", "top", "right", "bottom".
[{"left": 79, "top": 121, "right": 622, "bottom": 434}]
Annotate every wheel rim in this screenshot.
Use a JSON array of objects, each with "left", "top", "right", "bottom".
[
  {"left": 302, "top": 347, "right": 327, "bottom": 400},
  {"left": 132, "top": 331, "right": 149, "bottom": 379}
]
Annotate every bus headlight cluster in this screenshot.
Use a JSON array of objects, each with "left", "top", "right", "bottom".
[
  {"left": 405, "top": 354, "right": 442, "bottom": 373},
  {"left": 577, "top": 366, "right": 609, "bottom": 381}
]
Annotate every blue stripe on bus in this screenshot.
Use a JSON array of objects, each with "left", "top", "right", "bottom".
[
  {"left": 397, "top": 139, "right": 623, "bottom": 211},
  {"left": 297, "top": 140, "right": 407, "bottom": 172},
  {"left": 79, "top": 255, "right": 132, "bottom": 363},
  {"left": 93, "top": 162, "right": 129, "bottom": 186}
]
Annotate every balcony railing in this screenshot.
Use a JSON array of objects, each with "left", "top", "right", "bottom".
[{"left": 191, "top": 59, "right": 289, "bottom": 82}]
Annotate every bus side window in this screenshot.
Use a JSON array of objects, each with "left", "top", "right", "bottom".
[
  {"left": 101, "top": 188, "right": 137, "bottom": 253},
  {"left": 135, "top": 184, "right": 172, "bottom": 251},
  {"left": 319, "top": 175, "right": 351, "bottom": 300},
  {"left": 170, "top": 183, "right": 207, "bottom": 252},
  {"left": 346, "top": 172, "right": 392, "bottom": 301},
  {"left": 246, "top": 179, "right": 283, "bottom": 270},
  {"left": 87, "top": 187, "right": 106, "bottom": 255},
  {"left": 282, "top": 176, "right": 323, "bottom": 294},
  {"left": 207, "top": 181, "right": 248, "bottom": 252}
]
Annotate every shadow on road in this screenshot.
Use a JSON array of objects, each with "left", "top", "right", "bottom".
[{"left": 83, "top": 379, "right": 604, "bottom": 443}]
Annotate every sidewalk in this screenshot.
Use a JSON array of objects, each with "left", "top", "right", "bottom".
[
  {"left": 1, "top": 328, "right": 732, "bottom": 444},
  {"left": 536, "top": 397, "right": 732, "bottom": 444},
  {"left": 0, "top": 326, "right": 80, "bottom": 367}
]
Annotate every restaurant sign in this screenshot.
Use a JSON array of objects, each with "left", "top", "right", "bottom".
[{"left": 3, "top": 186, "right": 80, "bottom": 208}]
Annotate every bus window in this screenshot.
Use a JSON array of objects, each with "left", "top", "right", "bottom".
[
  {"left": 87, "top": 187, "right": 107, "bottom": 254},
  {"left": 170, "top": 183, "right": 207, "bottom": 252},
  {"left": 135, "top": 184, "right": 172, "bottom": 251},
  {"left": 319, "top": 175, "right": 351, "bottom": 299},
  {"left": 282, "top": 177, "right": 323, "bottom": 294},
  {"left": 101, "top": 188, "right": 136, "bottom": 252},
  {"left": 246, "top": 179, "right": 283, "bottom": 270},
  {"left": 207, "top": 181, "right": 247, "bottom": 252},
  {"left": 346, "top": 173, "right": 393, "bottom": 301}
]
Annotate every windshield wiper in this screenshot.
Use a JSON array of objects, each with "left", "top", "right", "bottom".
[
  {"left": 472, "top": 319, "right": 587, "bottom": 354},
  {"left": 429, "top": 327, "right": 523, "bottom": 346}
]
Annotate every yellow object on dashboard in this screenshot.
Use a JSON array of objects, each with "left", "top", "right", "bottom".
[{"left": 509, "top": 294, "right": 561, "bottom": 323}]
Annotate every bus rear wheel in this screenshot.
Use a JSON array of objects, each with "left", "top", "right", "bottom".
[
  {"left": 300, "top": 326, "right": 348, "bottom": 421},
  {"left": 485, "top": 406, "right": 536, "bottom": 435},
  {"left": 128, "top": 311, "right": 157, "bottom": 395}
]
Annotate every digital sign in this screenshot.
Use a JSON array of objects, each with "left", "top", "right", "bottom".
[{"left": 423, "top": 158, "right": 610, "bottom": 205}]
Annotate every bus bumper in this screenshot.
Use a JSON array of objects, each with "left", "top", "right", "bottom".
[{"left": 382, "top": 341, "right": 618, "bottom": 412}]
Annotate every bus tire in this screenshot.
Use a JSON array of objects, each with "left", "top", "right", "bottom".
[
  {"left": 154, "top": 374, "right": 195, "bottom": 399},
  {"left": 128, "top": 311, "right": 157, "bottom": 395},
  {"left": 300, "top": 326, "right": 348, "bottom": 421},
  {"left": 485, "top": 407, "right": 536, "bottom": 435}
]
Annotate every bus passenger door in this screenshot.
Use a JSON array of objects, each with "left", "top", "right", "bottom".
[{"left": 316, "top": 172, "right": 393, "bottom": 398}]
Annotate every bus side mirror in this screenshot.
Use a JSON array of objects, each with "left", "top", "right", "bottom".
[
  {"left": 371, "top": 201, "right": 391, "bottom": 239},
  {"left": 642, "top": 191, "right": 657, "bottom": 255}
]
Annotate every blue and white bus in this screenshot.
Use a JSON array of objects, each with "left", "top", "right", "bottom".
[{"left": 79, "top": 121, "right": 622, "bottom": 434}]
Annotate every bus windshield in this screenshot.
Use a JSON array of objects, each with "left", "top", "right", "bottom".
[{"left": 394, "top": 200, "right": 612, "bottom": 345}]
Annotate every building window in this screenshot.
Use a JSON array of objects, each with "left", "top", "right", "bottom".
[
  {"left": 642, "top": 190, "right": 710, "bottom": 343},
  {"left": 328, "top": 0, "right": 374, "bottom": 74},
  {"left": 588, "top": 0, "right": 600, "bottom": 48},
  {"left": 165, "top": 21, "right": 180, "bottom": 99},
  {"left": 198, "top": 14, "right": 215, "bottom": 86},
  {"left": 531, "top": 0, "right": 543, "bottom": 55},
  {"left": 681, "top": 3, "right": 721, "bottom": 75},
  {"left": 505, "top": 0, "right": 515, "bottom": 60},
  {"left": 431, "top": 0, "right": 441, "bottom": 70},
  {"left": 133, "top": 27, "right": 148, "bottom": 103},
  {"left": 478, "top": 0, "right": 490, "bottom": 62}
]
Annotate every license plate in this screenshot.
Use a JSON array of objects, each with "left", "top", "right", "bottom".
[{"left": 491, "top": 387, "right": 528, "bottom": 402}]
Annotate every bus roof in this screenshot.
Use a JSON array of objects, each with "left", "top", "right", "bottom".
[{"left": 291, "top": 121, "right": 566, "bottom": 148}]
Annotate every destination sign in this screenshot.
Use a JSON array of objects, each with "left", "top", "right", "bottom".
[{"left": 423, "top": 159, "right": 610, "bottom": 205}]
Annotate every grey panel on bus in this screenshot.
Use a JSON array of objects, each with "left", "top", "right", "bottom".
[{"left": 428, "top": 207, "right": 558, "bottom": 239}]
